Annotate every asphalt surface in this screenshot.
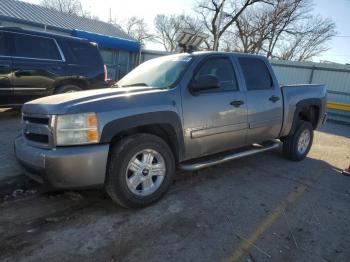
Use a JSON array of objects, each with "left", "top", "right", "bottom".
[{"left": 0, "top": 109, "right": 349, "bottom": 262}]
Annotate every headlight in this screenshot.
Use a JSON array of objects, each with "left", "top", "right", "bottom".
[{"left": 55, "top": 113, "right": 99, "bottom": 146}]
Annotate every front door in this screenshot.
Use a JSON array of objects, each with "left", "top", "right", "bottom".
[
  {"left": 0, "top": 31, "right": 14, "bottom": 106},
  {"left": 181, "top": 56, "right": 248, "bottom": 160},
  {"left": 11, "top": 32, "right": 65, "bottom": 104},
  {"left": 238, "top": 57, "right": 283, "bottom": 144}
]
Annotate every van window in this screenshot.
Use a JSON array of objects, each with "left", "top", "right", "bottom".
[
  {"left": 66, "top": 40, "right": 101, "bottom": 65},
  {"left": 0, "top": 32, "right": 11, "bottom": 56},
  {"left": 13, "top": 33, "right": 61, "bottom": 60},
  {"left": 239, "top": 58, "right": 272, "bottom": 90}
]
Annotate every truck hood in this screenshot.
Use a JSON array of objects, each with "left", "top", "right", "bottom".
[{"left": 22, "top": 87, "right": 167, "bottom": 115}]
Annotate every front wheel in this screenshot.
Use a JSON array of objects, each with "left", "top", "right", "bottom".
[
  {"left": 282, "top": 121, "right": 314, "bottom": 161},
  {"left": 105, "top": 134, "right": 175, "bottom": 208}
]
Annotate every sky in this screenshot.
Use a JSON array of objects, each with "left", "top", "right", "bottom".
[{"left": 22, "top": 0, "right": 350, "bottom": 64}]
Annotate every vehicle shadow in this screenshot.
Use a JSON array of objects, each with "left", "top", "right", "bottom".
[{"left": 0, "top": 108, "right": 21, "bottom": 119}]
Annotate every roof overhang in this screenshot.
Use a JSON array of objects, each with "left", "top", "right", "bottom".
[
  {"left": 0, "top": 15, "right": 71, "bottom": 34},
  {"left": 72, "top": 29, "right": 140, "bottom": 52}
]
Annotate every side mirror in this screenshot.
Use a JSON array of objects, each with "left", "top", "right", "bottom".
[{"left": 190, "top": 75, "right": 220, "bottom": 92}]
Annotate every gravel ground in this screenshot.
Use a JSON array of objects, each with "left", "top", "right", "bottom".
[
  {"left": 0, "top": 109, "right": 22, "bottom": 182},
  {"left": 0, "top": 110, "right": 349, "bottom": 262}
]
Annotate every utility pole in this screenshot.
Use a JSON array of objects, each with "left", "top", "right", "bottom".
[{"left": 109, "top": 8, "right": 112, "bottom": 23}]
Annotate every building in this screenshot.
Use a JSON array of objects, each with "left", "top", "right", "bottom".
[{"left": 0, "top": 0, "right": 140, "bottom": 80}]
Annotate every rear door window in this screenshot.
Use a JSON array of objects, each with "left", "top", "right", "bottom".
[
  {"left": 0, "top": 32, "right": 12, "bottom": 56},
  {"left": 239, "top": 58, "right": 272, "bottom": 90},
  {"left": 13, "top": 33, "right": 62, "bottom": 60}
]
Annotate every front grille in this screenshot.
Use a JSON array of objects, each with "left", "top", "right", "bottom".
[
  {"left": 23, "top": 116, "right": 49, "bottom": 125},
  {"left": 22, "top": 114, "right": 53, "bottom": 147},
  {"left": 25, "top": 133, "right": 49, "bottom": 144}
]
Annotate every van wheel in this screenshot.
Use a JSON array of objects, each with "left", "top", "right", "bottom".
[
  {"left": 105, "top": 134, "right": 175, "bottom": 208},
  {"left": 282, "top": 121, "right": 313, "bottom": 161},
  {"left": 55, "top": 85, "right": 81, "bottom": 94}
]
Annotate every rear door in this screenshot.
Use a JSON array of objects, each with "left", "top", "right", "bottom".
[
  {"left": 12, "top": 32, "right": 65, "bottom": 104},
  {"left": 181, "top": 55, "right": 248, "bottom": 159},
  {"left": 0, "top": 31, "right": 14, "bottom": 105},
  {"left": 238, "top": 57, "right": 283, "bottom": 144}
]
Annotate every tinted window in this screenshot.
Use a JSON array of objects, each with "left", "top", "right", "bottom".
[
  {"left": 239, "top": 58, "right": 272, "bottom": 90},
  {"left": 13, "top": 33, "right": 61, "bottom": 60},
  {"left": 0, "top": 32, "right": 11, "bottom": 56},
  {"left": 67, "top": 40, "right": 101, "bottom": 65},
  {"left": 195, "top": 57, "right": 238, "bottom": 91}
]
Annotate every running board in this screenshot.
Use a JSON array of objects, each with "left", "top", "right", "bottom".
[{"left": 179, "top": 140, "right": 281, "bottom": 171}]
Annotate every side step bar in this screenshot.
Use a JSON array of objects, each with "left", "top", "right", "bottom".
[{"left": 179, "top": 140, "right": 281, "bottom": 171}]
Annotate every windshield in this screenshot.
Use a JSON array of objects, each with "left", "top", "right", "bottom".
[{"left": 117, "top": 54, "right": 192, "bottom": 89}]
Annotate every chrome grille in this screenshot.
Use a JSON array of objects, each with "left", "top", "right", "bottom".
[{"left": 22, "top": 114, "right": 55, "bottom": 148}]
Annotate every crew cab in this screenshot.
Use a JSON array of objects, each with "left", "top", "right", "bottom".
[
  {"left": 15, "top": 52, "right": 327, "bottom": 208},
  {"left": 0, "top": 27, "right": 107, "bottom": 107}
]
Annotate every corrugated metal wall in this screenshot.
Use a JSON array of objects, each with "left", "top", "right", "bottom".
[{"left": 270, "top": 60, "right": 350, "bottom": 123}]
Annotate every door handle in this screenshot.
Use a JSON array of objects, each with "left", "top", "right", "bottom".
[
  {"left": 230, "top": 100, "right": 244, "bottom": 107},
  {"left": 269, "top": 95, "right": 280, "bottom": 102}
]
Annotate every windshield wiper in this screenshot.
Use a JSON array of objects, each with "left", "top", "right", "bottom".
[{"left": 121, "top": 83, "right": 149, "bottom": 87}]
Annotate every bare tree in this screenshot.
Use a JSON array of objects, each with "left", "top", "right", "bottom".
[
  {"left": 230, "top": 0, "right": 336, "bottom": 61},
  {"left": 154, "top": 14, "right": 203, "bottom": 52},
  {"left": 122, "top": 17, "right": 154, "bottom": 47},
  {"left": 195, "top": 0, "right": 273, "bottom": 50},
  {"left": 40, "top": 0, "right": 82, "bottom": 15},
  {"left": 277, "top": 16, "right": 336, "bottom": 61}
]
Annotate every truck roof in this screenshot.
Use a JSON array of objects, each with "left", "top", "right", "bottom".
[{"left": 189, "top": 51, "right": 267, "bottom": 60}]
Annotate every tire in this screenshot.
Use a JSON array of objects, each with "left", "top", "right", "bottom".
[
  {"left": 55, "top": 85, "right": 81, "bottom": 94},
  {"left": 282, "top": 120, "right": 313, "bottom": 161},
  {"left": 105, "top": 133, "right": 175, "bottom": 208}
]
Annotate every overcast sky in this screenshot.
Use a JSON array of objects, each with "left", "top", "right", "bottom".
[{"left": 22, "top": 0, "right": 350, "bottom": 64}]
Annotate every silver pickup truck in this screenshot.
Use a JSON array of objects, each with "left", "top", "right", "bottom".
[{"left": 15, "top": 51, "right": 327, "bottom": 208}]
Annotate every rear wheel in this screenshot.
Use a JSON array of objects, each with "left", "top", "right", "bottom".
[
  {"left": 105, "top": 134, "right": 175, "bottom": 208},
  {"left": 55, "top": 85, "right": 81, "bottom": 94},
  {"left": 282, "top": 121, "right": 313, "bottom": 161}
]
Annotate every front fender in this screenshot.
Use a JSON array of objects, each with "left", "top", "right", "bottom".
[{"left": 99, "top": 111, "right": 185, "bottom": 160}]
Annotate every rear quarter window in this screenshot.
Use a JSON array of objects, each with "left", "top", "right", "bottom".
[
  {"left": 239, "top": 58, "right": 273, "bottom": 90},
  {"left": 65, "top": 40, "right": 102, "bottom": 66}
]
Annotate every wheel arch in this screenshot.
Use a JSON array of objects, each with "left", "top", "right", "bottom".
[
  {"left": 52, "top": 78, "right": 88, "bottom": 94},
  {"left": 100, "top": 111, "right": 185, "bottom": 162},
  {"left": 289, "top": 98, "right": 321, "bottom": 136}
]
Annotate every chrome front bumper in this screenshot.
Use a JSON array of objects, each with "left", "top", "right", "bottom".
[{"left": 14, "top": 136, "right": 109, "bottom": 189}]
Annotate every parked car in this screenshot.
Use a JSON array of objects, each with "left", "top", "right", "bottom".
[
  {"left": 15, "top": 51, "right": 327, "bottom": 208},
  {"left": 0, "top": 27, "right": 107, "bottom": 107}
]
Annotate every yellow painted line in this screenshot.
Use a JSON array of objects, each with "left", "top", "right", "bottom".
[
  {"left": 226, "top": 169, "right": 324, "bottom": 262},
  {"left": 327, "top": 101, "right": 350, "bottom": 112}
]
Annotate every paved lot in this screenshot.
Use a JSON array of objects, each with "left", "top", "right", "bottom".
[{"left": 0, "top": 110, "right": 349, "bottom": 262}]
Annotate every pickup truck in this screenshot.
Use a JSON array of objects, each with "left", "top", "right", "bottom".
[{"left": 15, "top": 52, "right": 327, "bottom": 208}]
